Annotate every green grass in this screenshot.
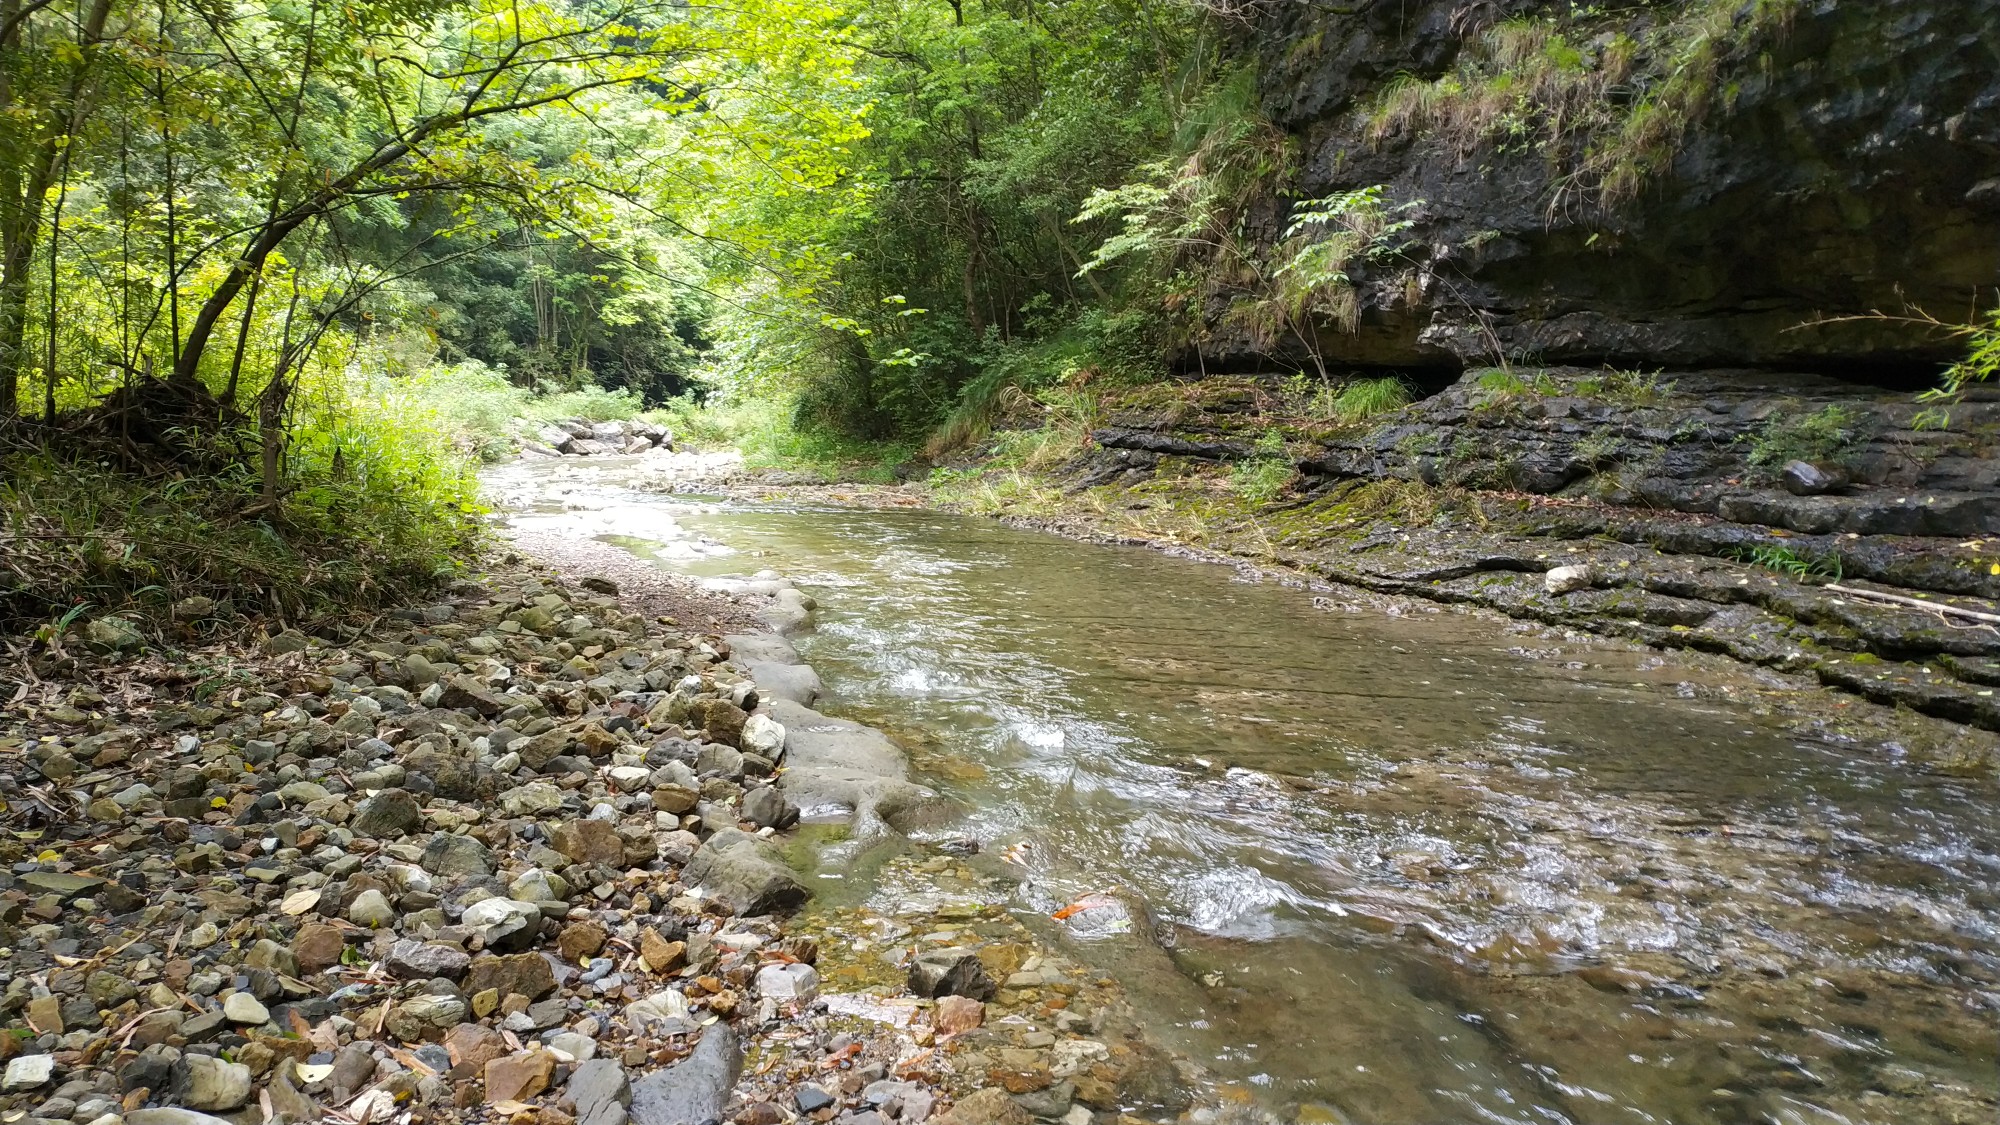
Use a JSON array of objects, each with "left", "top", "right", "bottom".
[
  {"left": 1331, "top": 377, "right": 1412, "bottom": 421},
  {"left": 1230, "top": 429, "right": 1295, "bottom": 503},
  {"left": 0, "top": 448, "right": 480, "bottom": 638},
  {"left": 1575, "top": 367, "right": 1673, "bottom": 406}
]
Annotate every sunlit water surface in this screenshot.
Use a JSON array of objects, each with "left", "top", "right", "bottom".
[{"left": 487, "top": 457, "right": 2000, "bottom": 1125}]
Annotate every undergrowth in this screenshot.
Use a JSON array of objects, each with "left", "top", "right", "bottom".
[{"left": 0, "top": 448, "right": 480, "bottom": 638}]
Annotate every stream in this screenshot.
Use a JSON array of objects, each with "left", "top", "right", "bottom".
[{"left": 487, "top": 455, "right": 1999, "bottom": 1125}]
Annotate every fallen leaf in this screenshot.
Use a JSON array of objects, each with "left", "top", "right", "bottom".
[{"left": 281, "top": 889, "right": 322, "bottom": 915}]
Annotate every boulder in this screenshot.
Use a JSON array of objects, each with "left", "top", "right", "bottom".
[
  {"left": 349, "top": 788, "right": 421, "bottom": 838},
  {"left": 680, "top": 829, "right": 809, "bottom": 916},
  {"left": 568, "top": 1059, "right": 632, "bottom": 1125},
  {"left": 628, "top": 1026, "right": 739, "bottom": 1125}
]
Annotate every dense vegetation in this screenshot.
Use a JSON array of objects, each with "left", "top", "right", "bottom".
[{"left": 1, "top": 0, "right": 1994, "bottom": 634}]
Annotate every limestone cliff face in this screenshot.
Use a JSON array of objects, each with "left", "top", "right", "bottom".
[{"left": 1221, "top": 0, "right": 2000, "bottom": 376}]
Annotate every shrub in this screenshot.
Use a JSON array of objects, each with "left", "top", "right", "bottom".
[{"left": 1748, "top": 404, "right": 1866, "bottom": 467}]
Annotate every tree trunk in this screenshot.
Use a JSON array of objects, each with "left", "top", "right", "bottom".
[{"left": 0, "top": 0, "right": 116, "bottom": 415}]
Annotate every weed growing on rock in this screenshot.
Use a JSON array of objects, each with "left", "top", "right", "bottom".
[
  {"left": 1728, "top": 543, "right": 1842, "bottom": 582},
  {"left": 1576, "top": 367, "right": 1674, "bottom": 406},
  {"left": 1748, "top": 404, "right": 1866, "bottom": 468},
  {"left": 1332, "top": 376, "right": 1413, "bottom": 421},
  {"left": 1365, "top": 0, "right": 1801, "bottom": 208},
  {"left": 1230, "top": 429, "right": 1295, "bottom": 503}
]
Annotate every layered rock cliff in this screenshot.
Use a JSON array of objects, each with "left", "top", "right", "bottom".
[{"left": 1215, "top": 0, "right": 2000, "bottom": 376}]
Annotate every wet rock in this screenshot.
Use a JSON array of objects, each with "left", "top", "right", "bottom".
[
  {"left": 793, "top": 1087, "right": 834, "bottom": 1114},
  {"left": 908, "top": 948, "right": 995, "bottom": 1000},
  {"left": 932, "top": 1088, "right": 1028, "bottom": 1125},
  {"left": 680, "top": 828, "right": 809, "bottom": 916},
  {"left": 753, "top": 962, "right": 818, "bottom": 1005},
  {"left": 174, "top": 1055, "right": 252, "bottom": 1111},
  {"left": 629, "top": 1025, "right": 739, "bottom": 1125},
  {"left": 933, "top": 995, "right": 984, "bottom": 1034}
]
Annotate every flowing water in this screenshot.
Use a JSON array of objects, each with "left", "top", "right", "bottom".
[{"left": 488, "top": 456, "right": 1999, "bottom": 1125}]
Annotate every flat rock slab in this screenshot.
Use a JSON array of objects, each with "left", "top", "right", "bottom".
[
  {"left": 18, "top": 872, "right": 104, "bottom": 897},
  {"left": 744, "top": 661, "right": 822, "bottom": 706},
  {"left": 629, "top": 1025, "right": 739, "bottom": 1125},
  {"left": 763, "top": 699, "right": 907, "bottom": 778},
  {"left": 724, "top": 633, "right": 801, "bottom": 666}
]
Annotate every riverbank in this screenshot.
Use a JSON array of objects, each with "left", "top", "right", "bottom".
[{"left": 0, "top": 545, "right": 1204, "bottom": 1125}]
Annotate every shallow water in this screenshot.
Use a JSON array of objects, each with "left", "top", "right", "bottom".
[{"left": 489, "top": 457, "right": 2000, "bottom": 1125}]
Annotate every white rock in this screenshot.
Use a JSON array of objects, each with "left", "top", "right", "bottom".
[
  {"left": 754, "top": 962, "right": 819, "bottom": 1005},
  {"left": 1543, "top": 564, "right": 1594, "bottom": 595},
  {"left": 606, "top": 765, "right": 652, "bottom": 793},
  {"left": 3, "top": 1054, "right": 54, "bottom": 1091},
  {"left": 222, "top": 992, "right": 270, "bottom": 1025},
  {"left": 624, "top": 989, "right": 690, "bottom": 1032},
  {"left": 740, "top": 715, "right": 786, "bottom": 757},
  {"left": 1050, "top": 1037, "right": 1109, "bottom": 1077}
]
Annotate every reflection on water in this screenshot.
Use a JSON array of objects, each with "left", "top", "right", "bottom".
[{"left": 487, "top": 458, "right": 1999, "bottom": 1125}]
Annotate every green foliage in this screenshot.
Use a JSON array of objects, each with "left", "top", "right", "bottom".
[
  {"left": 1912, "top": 306, "right": 2000, "bottom": 428},
  {"left": 0, "top": 393, "right": 483, "bottom": 632},
  {"left": 1474, "top": 367, "right": 1557, "bottom": 402},
  {"left": 1330, "top": 376, "right": 1412, "bottom": 421},
  {"left": 1727, "top": 544, "right": 1842, "bottom": 582},
  {"left": 1230, "top": 429, "right": 1293, "bottom": 503},
  {"left": 1575, "top": 367, "right": 1673, "bottom": 406},
  {"left": 1748, "top": 404, "right": 1866, "bottom": 467},
  {"left": 663, "top": 394, "right": 918, "bottom": 482},
  {"left": 1366, "top": 0, "right": 1801, "bottom": 206}
]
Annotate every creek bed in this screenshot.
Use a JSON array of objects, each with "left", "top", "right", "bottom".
[{"left": 489, "top": 456, "right": 1999, "bottom": 1125}]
